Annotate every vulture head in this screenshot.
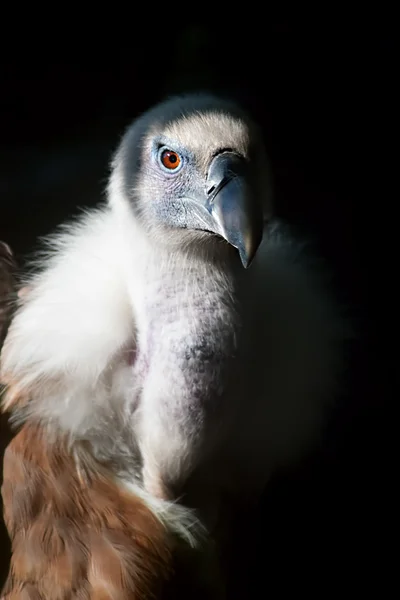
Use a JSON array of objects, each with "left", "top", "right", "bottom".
[{"left": 108, "top": 94, "right": 273, "bottom": 267}]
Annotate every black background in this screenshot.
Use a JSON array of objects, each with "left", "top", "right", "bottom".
[{"left": 0, "top": 16, "right": 396, "bottom": 595}]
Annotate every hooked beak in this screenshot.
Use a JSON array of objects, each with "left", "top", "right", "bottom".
[{"left": 203, "top": 152, "right": 264, "bottom": 268}]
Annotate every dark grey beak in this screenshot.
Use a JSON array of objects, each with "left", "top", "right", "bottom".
[{"left": 205, "top": 152, "right": 264, "bottom": 268}]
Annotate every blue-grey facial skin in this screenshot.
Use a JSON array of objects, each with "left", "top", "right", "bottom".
[{"left": 146, "top": 135, "right": 210, "bottom": 232}]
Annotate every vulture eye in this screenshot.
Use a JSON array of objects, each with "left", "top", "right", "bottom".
[{"left": 158, "top": 147, "right": 182, "bottom": 172}]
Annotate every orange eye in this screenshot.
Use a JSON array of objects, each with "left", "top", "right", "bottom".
[{"left": 159, "top": 148, "right": 182, "bottom": 171}]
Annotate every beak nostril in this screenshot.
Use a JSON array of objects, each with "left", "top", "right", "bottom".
[{"left": 207, "top": 185, "right": 216, "bottom": 196}]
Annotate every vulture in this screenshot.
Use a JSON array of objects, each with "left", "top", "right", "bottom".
[{"left": 0, "top": 94, "right": 346, "bottom": 598}]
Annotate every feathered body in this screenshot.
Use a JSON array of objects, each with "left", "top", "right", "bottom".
[{"left": 1, "top": 94, "right": 346, "bottom": 597}]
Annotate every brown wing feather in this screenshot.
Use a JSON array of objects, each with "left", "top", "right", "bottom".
[
  {"left": 1, "top": 242, "right": 18, "bottom": 594},
  {"left": 1, "top": 424, "right": 174, "bottom": 599}
]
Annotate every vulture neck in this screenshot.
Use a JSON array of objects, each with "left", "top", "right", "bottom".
[{"left": 112, "top": 200, "right": 245, "bottom": 305}]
